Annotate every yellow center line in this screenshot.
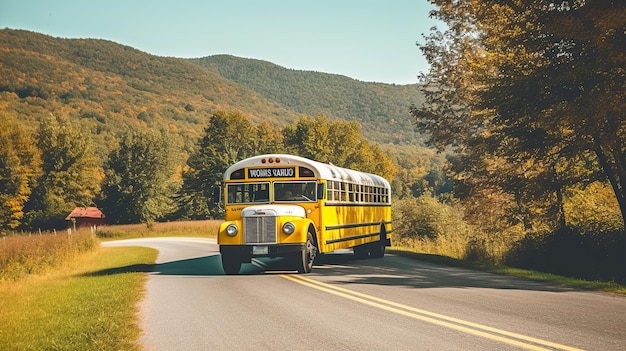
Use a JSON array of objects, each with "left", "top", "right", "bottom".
[{"left": 280, "top": 274, "right": 585, "bottom": 351}]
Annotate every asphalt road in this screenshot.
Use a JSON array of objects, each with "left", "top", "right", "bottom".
[{"left": 102, "top": 237, "right": 626, "bottom": 351}]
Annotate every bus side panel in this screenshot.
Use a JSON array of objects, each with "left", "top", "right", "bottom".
[{"left": 318, "top": 203, "right": 391, "bottom": 252}]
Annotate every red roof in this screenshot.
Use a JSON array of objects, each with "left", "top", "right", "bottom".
[{"left": 65, "top": 207, "right": 105, "bottom": 220}]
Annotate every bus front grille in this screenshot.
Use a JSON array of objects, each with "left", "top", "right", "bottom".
[{"left": 244, "top": 216, "right": 277, "bottom": 244}]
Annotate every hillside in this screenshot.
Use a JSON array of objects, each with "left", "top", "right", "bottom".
[
  {"left": 0, "top": 29, "right": 424, "bottom": 161},
  {"left": 192, "top": 55, "right": 424, "bottom": 145},
  {"left": 0, "top": 29, "right": 301, "bottom": 159}
]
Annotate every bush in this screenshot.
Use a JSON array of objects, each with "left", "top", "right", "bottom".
[
  {"left": 392, "top": 195, "right": 473, "bottom": 259},
  {"left": 505, "top": 228, "right": 626, "bottom": 284},
  {"left": 564, "top": 182, "right": 624, "bottom": 234}
]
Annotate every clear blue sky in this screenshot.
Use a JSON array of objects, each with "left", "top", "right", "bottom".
[{"left": 0, "top": 0, "right": 443, "bottom": 84}]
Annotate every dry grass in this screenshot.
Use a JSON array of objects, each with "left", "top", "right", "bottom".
[
  {"left": 96, "top": 220, "right": 222, "bottom": 240},
  {"left": 392, "top": 234, "right": 469, "bottom": 260},
  {"left": 0, "top": 229, "right": 98, "bottom": 282}
]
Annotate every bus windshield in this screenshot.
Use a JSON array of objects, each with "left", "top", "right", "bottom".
[
  {"left": 274, "top": 181, "right": 317, "bottom": 202},
  {"left": 227, "top": 182, "right": 270, "bottom": 204}
]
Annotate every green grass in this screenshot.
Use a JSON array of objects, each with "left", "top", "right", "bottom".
[
  {"left": 0, "top": 246, "right": 158, "bottom": 351},
  {"left": 389, "top": 247, "right": 626, "bottom": 295}
]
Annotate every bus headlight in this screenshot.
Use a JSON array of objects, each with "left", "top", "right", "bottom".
[
  {"left": 282, "top": 222, "right": 295, "bottom": 235},
  {"left": 226, "top": 224, "right": 238, "bottom": 237}
]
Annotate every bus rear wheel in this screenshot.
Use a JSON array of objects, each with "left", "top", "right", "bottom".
[
  {"left": 369, "top": 241, "right": 386, "bottom": 258},
  {"left": 370, "top": 224, "right": 387, "bottom": 258},
  {"left": 296, "top": 232, "right": 316, "bottom": 274}
]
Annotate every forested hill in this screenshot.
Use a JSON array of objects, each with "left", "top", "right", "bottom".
[
  {"left": 0, "top": 29, "right": 302, "bottom": 157},
  {"left": 0, "top": 29, "right": 423, "bottom": 157},
  {"left": 191, "top": 55, "right": 424, "bottom": 145}
]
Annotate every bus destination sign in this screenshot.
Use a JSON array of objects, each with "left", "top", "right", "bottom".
[{"left": 248, "top": 167, "right": 295, "bottom": 178}]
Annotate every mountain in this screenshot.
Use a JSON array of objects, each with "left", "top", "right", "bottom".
[
  {"left": 0, "top": 29, "right": 424, "bottom": 161},
  {"left": 191, "top": 55, "right": 424, "bottom": 145}
]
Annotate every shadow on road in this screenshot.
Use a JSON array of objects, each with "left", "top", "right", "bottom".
[
  {"left": 84, "top": 255, "right": 226, "bottom": 276},
  {"left": 312, "top": 252, "right": 574, "bottom": 292},
  {"left": 85, "top": 251, "right": 573, "bottom": 292},
  {"left": 84, "top": 254, "right": 299, "bottom": 277}
]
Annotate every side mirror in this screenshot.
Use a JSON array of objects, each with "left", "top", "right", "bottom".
[{"left": 212, "top": 186, "right": 222, "bottom": 203}]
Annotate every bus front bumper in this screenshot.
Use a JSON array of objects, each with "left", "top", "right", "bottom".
[{"left": 219, "top": 244, "right": 305, "bottom": 262}]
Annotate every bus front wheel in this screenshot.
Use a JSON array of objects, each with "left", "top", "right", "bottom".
[
  {"left": 296, "top": 232, "right": 316, "bottom": 274},
  {"left": 221, "top": 254, "right": 242, "bottom": 275}
]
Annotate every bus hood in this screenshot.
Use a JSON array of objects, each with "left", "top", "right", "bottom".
[{"left": 241, "top": 205, "right": 306, "bottom": 218}]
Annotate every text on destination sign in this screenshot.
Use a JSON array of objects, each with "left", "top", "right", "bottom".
[{"left": 248, "top": 167, "right": 296, "bottom": 178}]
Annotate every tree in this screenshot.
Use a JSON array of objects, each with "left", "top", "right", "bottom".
[
  {"left": 412, "top": 0, "right": 626, "bottom": 231},
  {"left": 0, "top": 115, "right": 42, "bottom": 231},
  {"left": 99, "top": 130, "right": 179, "bottom": 224},
  {"left": 179, "top": 111, "right": 277, "bottom": 219},
  {"left": 282, "top": 115, "right": 396, "bottom": 180},
  {"left": 23, "top": 114, "right": 101, "bottom": 229}
]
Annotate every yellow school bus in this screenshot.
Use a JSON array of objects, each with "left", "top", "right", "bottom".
[{"left": 216, "top": 154, "right": 392, "bottom": 274}]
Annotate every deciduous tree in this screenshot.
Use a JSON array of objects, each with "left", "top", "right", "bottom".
[
  {"left": 0, "top": 115, "right": 42, "bottom": 231},
  {"left": 412, "top": 0, "right": 626, "bottom": 231},
  {"left": 283, "top": 115, "right": 395, "bottom": 179},
  {"left": 99, "top": 130, "right": 179, "bottom": 224},
  {"left": 24, "top": 114, "right": 101, "bottom": 229},
  {"left": 179, "top": 111, "right": 275, "bottom": 218}
]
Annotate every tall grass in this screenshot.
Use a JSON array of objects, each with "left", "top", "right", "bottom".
[
  {"left": 0, "top": 229, "right": 97, "bottom": 282},
  {"left": 96, "top": 220, "right": 222, "bottom": 240}
]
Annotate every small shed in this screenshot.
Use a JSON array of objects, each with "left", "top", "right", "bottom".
[{"left": 65, "top": 207, "right": 106, "bottom": 228}]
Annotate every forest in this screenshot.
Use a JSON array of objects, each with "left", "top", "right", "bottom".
[{"left": 1, "top": 0, "right": 625, "bottom": 284}]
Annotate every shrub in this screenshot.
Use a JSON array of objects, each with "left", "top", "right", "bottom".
[
  {"left": 392, "top": 195, "right": 472, "bottom": 259},
  {"left": 505, "top": 228, "right": 626, "bottom": 284}
]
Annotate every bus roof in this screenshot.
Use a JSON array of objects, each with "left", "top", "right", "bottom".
[{"left": 224, "top": 154, "right": 390, "bottom": 188}]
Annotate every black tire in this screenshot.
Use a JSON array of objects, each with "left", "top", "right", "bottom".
[
  {"left": 369, "top": 241, "right": 386, "bottom": 258},
  {"left": 221, "top": 254, "right": 242, "bottom": 275},
  {"left": 369, "top": 224, "right": 387, "bottom": 259},
  {"left": 353, "top": 244, "right": 370, "bottom": 259},
  {"left": 296, "top": 231, "right": 317, "bottom": 274}
]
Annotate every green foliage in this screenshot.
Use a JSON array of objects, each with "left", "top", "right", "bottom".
[
  {"left": 99, "top": 130, "right": 180, "bottom": 224},
  {"left": 393, "top": 195, "right": 469, "bottom": 241},
  {"left": 0, "top": 29, "right": 301, "bottom": 160},
  {"left": 0, "top": 114, "right": 42, "bottom": 231},
  {"left": 191, "top": 55, "right": 425, "bottom": 145},
  {"left": 392, "top": 195, "right": 472, "bottom": 259},
  {"left": 564, "top": 182, "right": 625, "bottom": 234},
  {"left": 282, "top": 115, "right": 396, "bottom": 179},
  {"left": 506, "top": 228, "right": 626, "bottom": 284},
  {"left": 388, "top": 145, "right": 451, "bottom": 199},
  {"left": 179, "top": 111, "right": 278, "bottom": 219},
  {"left": 23, "top": 114, "right": 102, "bottom": 229},
  {"left": 413, "top": 0, "right": 626, "bottom": 232}
]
